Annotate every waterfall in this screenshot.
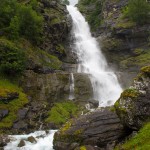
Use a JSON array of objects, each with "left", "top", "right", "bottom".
[
  {"left": 67, "top": 5, "right": 122, "bottom": 106},
  {"left": 69, "top": 73, "right": 75, "bottom": 100}
]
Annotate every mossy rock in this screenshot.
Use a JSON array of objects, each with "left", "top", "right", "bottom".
[
  {"left": 115, "top": 67, "right": 150, "bottom": 130},
  {"left": 45, "top": 101, "right": 80, "bottom": 126},
  {"left": 0, "top": 77, "right": 28, "bottom": 133}
]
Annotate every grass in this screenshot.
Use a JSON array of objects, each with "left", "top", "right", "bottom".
[
  {"left": 45, "top": 101, "right": 79, "bottom": 125},
  {"left": 115, "top": 122, "right": 150, "bottom": 150},
  {"left": 0, "top": 76, "right": 28, "bottom": 131}
]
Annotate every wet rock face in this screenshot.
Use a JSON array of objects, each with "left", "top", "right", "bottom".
[
  {"left": 20, "top": 71, "right": 93, "bottom": 103},
  {"left": 115, "top": 66, "right": 150, "bottom": 130},
  {"left": 53, "top": 108, "right": 126, "bottom": 150}
]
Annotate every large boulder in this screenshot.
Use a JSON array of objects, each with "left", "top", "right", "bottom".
[
  {"left": 53, "top": 108, "right": 126, "bottom": 150},
  {"left": 115, "top": 66, "right": 150, "bottom": 130}
]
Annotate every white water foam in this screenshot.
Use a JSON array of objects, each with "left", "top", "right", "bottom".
[
  {"left": 69, "top": 73, "right": 75, "bottom": 100},
  {"left": 67, "top": 5, "right": 122, "bottom": 106},
  {"left": 4, "top": 130, "right": 57, "bottom": 150}
]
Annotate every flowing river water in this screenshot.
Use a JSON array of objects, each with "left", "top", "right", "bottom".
[{"left": 4, "top": 0, "right": 122, "bottom": 149}]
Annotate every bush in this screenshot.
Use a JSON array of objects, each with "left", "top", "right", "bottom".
[
  {"left": 0, "top": 39, "right": 26, "bottom": 75},
  {"left": 0, "top": 0, "right": 43, "bottom": 44},
  {"left": 18, "top": 5, "right": 43, "bottom": 43},
  {"left": 124, "top": 0, "right": 150, "bottom": 25}
]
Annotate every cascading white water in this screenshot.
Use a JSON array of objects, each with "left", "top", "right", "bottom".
[
  {"left": 67, "top": 5, "right": 122, "bottom": 106},
  {"left": 4, "top": 130, "right": 57, "bottom": 150},
  {"left": 69, "top": 73, "right": 75, "bottom": 100}
]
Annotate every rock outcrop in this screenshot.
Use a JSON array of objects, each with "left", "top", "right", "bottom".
[
  {"left": 53, "top": 108, "right": 127, "bottom": 150},
  {"left": 78, "top": 0, "right": 150, "bottom": 88},
  {"left": 115, "top": 66, "right": 150, "bottom": 130}
]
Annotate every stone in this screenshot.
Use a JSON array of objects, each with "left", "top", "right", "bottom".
[
  {"left": 0, "top": 92, "right": 19, "bottom": 104},
  {"left": 18, "top": 140, "right": 25, "bottom": 147},
  {"left": 13, "top": 121, "right": 28, "bottom": 130},
  {"left": 54, "top": 108, "right": 126, "bottom": 150},
  {"left": 0, "top": 109, "right": 9, "bottom": 120},
  {"left": 17, "top": 108, "right": 28, "bottom": 119},
  {"left": 115, "top": 66, "right": 150, "bottom": 130},
  {"left": 0, "top": 135, "right": 10, "bottom": 147},
  {"left": 27, "top": 136, "right": 37, "bottom": 144}
]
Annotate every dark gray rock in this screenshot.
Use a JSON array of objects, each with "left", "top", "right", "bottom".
[
  {"left": 18, "top": 140, "right": 25, "bottom": 147},
  {"left": 54, "top": 108, "right": 126, "bottom": 150},
  {"left": 0, "top": 109, "right": 9, "bottom": 120},
  {"left": 0, "top": 92, "right": 19, "bottom": 104},
  {"left": 17, "top": 108, "right": 28, "bottom": 119},
  {"left": 27, "top": 136, "right": 37, "bottom": 144},
  {"left": 13, "top": 121, "right": 28, "bottom": 131},
  {"left": 0, "top": 135, "right": 10, "bottom": 147}
]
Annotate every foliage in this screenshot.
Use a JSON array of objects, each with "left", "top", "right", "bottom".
[
  {"left": 0, "top": 77, "right": 28, "bottom": 132},
  {"left": 45, "top": 101, "right": 79, "bottom": 125},
  {"left": 115, "top": 122, "right": 150, "bottom": 150},
  {"left": 0, "top": 0, "right": 43, "bottom": 44},
  {"left": 123, "top": 0, "right": 150, "bottom": 25},
  {"left": 62, "top": 0, "right": 70, "bottom": 5},
  {"left": 78, "top": 0, "right": 105, "bottom": 31},
  {"left": 18, "top": 5, "right": 43, "bottom": 43},
  {"left": 0, "top": 39, "right": 26, "bottom": 75}
]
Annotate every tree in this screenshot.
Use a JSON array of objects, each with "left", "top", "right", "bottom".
[{"left": 125, "top": 0, "right": 150, "bottom": 25}]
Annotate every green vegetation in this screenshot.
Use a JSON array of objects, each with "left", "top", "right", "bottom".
[
  {"left": 115, "top": 122, "right": 150, "bottom": 150},
  {"left": 121, "top": 88, "right": 139, "bottom": 99},
  {"left": 123, "top": 0, "right": 150, "bottom": 25},
  {"left": 120, "top": 49, "right": 150, "bottom": 69},
  {"left": 62, "top": 0, "right": 70, "bottom": 5},
  {"left": 0, "top": 77, "right": 28, "bottom": 132},
  {"left": 78, "top": 0, "right": 105, "bottom": 31},
  {"left": 80, "top": 146, "right": 87, "bottom": 150},
  {"left": 45, "top": 101, "right": 79, "bottom": 125},
  {"left": 0, "top": 0, "right": 43, "bottom": 43},
  {"left": 0, "top": 38, "right": 26, "bottom": 75}
]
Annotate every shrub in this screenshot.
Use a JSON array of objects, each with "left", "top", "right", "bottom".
[
  {"left": 18, "top": 5, "right": 43, "bottom": 43},
  {"left": 124, "top": 0, "right": 150, "bottom": 25},
  {"left": 0, "top": 39, "right": 26, "bottom": 75}
]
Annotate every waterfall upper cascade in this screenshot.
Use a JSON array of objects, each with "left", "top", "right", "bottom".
[{"left": 67, "top": 5, "right": 122, "bottom": 106}]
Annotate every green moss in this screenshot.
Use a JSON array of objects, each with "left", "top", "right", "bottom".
[
  {"left": 45, "top": 101, "right": 79, "bottom": 125},
  {"left": 60, "top": 121, "right": 72, "bottom": 133},
  {"left": 141, "top": 66, "right": 150, "bottom": 75},
  {"left": 121, "top": 88, "right": 139, "bottom": 99},
  {"left": 0, "top": 77, "right": 28, "bottom": 131},
  {"left": 115, "top": 122, "right": 150, "bottom": 150},
  {"left": 120, "top": 50, "right": 150, "bottom": 69},
  {"left": 116, "top": 20, "right": 135, "bottom": 29},
  {"left": 80, "top": 146, "right": 87, "bottom": 150}
]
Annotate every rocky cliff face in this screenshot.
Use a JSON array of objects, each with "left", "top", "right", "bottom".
[{"left": 78, "top": 0, "right": 150, "bottom": 88}]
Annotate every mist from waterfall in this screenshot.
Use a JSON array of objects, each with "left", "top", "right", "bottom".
[{"left": 67, "top": 5, "right": 122, "bottom": 106}]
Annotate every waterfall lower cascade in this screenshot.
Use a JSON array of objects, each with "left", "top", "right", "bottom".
[
  {"left": 4, "top": 130, "right": 57, "bottom": 150},
  {"left": 69, "top": 73, "right": 75, "bottom": 100},
  {"left": 67, "top": 5, "right": 122, "bottom": 106}
]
